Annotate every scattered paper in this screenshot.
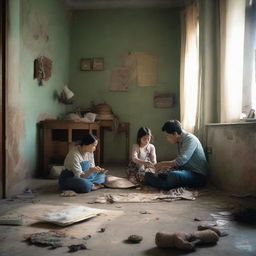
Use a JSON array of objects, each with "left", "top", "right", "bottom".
[{"left": 36, "top": 205, "right": 105, "bottom": 226}]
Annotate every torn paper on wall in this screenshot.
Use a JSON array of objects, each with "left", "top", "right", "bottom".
[
  {"left": 110, "top": 67, "right": 130, "bottom": 91},
  {"left": 123, "top": 52, "right": 137, "bottom": 82},
  {"left": 135, "top": 52, "right": 157, "bottom": 87}
]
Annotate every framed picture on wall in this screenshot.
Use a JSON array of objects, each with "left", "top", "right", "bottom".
[
  {"left": 154, "top": 91, "right": 175, "bottom": 108},
  {"left": 80, "top": 58, "right": 92, "bottom": 71},
  {"left": 92, "top": 58, "right": 104, "bottom": 71}
]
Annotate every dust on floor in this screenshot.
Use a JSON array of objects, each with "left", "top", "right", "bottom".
[{"left": 0, "top": 165, "right": 255, "bottom": 256}]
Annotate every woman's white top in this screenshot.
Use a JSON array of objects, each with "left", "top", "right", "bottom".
[{"left": 64, "top": 145, "right": 95, "bottom": 177}]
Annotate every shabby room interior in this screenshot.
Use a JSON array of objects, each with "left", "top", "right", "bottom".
[{"left": 0, "top": 0, "right": 255, "bottom": 255}]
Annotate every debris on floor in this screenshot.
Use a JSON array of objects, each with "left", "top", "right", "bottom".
[
  {"left": 0, "top": 214, "right": 23, "bottom": 226},
  {"left": 60, "top": 190, "right": 77, "bottom": 197},
  {"left": 68, "top": 244, "right": 87, "bottom": 252},
  {"left": 155, "top": 227, "right": 221, "bottom": 251},
  {"left": 25, "top": 231, "right": 65, "bottom": 249},
  {"left": 15, "top": 188, "right": 38, "bottom": 199},
  {"left": 95, "top": 187, "right": 197, "bottom": 203},
  {"left": 168, "top": 187, "right": 198, "bottom": 200},
  {"left": 139, "top": 210, "right": 151, "bottom": 214},
  {"left": 97, "top": 228, "right": 106, "bottom": 233},
  {"left": 197, "top": 224, "right": 223, "bottom": 237},
  {"left": 25, "top": 230, "right": 88, "bottom": 252},
  {"left": 196, "top": 211, "right": 230, "bottom": 237},
  {"left": 83, "top": 235, "right": 92, "bottom": 240},
  {"left": 126, "top": 234, "right": 143, "bottom": 244}
]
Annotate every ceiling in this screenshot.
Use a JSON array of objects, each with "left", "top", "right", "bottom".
[{"left": 65, "top": 0, "right": 194, "bottom": 9}]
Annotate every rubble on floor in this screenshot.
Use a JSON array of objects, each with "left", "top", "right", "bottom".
[{"left": 25, "top": 230, "right": 88, "bottom": 252}]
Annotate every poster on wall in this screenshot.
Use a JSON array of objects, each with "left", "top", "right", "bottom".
[
  {"left": 110, "top": 67, "right": 130, "bottom": 91},
  {"left": 122, "top": 52, "right": 137, "bottom": 82},
  {"left": 135, "top": 52, "right": 157, "bottom": 87}
]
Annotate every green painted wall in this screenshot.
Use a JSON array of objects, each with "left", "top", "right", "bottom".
[
  {"left": 7, "top": 0, "right": 71, "bottom": 195},
  {"left": 69, "top": 9, "right": 181, "bottom": 163}
]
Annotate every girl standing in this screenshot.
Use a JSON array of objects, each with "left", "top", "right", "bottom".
[
  {"left": 127, "top": 127, "right": 157, "bottom": 184},
  {"left": 59, "top": 133, "right": 107, "bottom": 193}
]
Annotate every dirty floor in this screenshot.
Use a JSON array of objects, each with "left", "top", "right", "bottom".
[{"left": 0, "top": 164, "right": 255, "bottom": 256}]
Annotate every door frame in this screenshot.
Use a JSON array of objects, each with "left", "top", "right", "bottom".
[{"left": 0, "top": 0, "right": 7, "bottom": 198}]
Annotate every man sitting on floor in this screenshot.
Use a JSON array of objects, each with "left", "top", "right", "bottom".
[{"left": 145, "top": 120, "right": 208, "bottom": 190}]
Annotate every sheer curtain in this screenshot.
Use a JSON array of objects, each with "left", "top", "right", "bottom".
[
  {"left": 242, "top": 0, "right": 256, "bottom": 115},
  {"left": 180, "top": 0, "right": 199, "bottom": 133},
  {"left": 219, "top": 0, "right": 246, "bottom": 122}
]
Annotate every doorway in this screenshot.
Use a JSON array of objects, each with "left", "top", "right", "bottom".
[{"left": 0, "top": 0, "right": 7, "bottom": 198}]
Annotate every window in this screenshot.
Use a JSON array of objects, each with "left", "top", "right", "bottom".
[{"left": 242, "top": 0, "right": 256, "bottom": 118}]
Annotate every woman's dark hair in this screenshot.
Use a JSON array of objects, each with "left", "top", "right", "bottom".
[
  {"left": 80, "top": 133, "right": 98, "bottom": 146},
  {"left": 137, "top": 127, "right": 152, "bottom": 145},
  {"left": 161, "top": 120, "right": 182, "bottom": 135}
]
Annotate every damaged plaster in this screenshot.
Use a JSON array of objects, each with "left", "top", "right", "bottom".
[{"left": 5, "top": 0, "right": 71, "bottom": 197}]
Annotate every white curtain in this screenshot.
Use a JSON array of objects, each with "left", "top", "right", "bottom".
[
  {"left": 180, "top": 0, "right": 199, "bottom": 133},
  {"left": 219, "top": 0, "right": 246, "bottom": 122},
  {"left": 242, "top": 0, "right": 256, "bottom": 115}
]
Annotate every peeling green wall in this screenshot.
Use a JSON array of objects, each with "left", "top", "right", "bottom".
[
  {"left": 69, "top": 9, "right": 181, "bottom": 163},
  {"left": 7, "top": 0, "right": 71, "bottom": 195},
  {"left": 20, "top": 0, "right": 71, "bottom": 163},
  {"left": 207, "top": 123, "right": 256, "bottom": 194}
]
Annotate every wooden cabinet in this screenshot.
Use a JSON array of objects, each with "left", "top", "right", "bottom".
[
  {"left": 39, "top": 119, "right": 130, "bottom": 177},
  {"left": 39, "top": 120, "right": 100, "bottom": 177}
]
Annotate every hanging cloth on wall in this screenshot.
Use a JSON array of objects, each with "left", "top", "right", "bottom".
[{"left": 34, "top": 56, "right": 52, "bottom": 85}]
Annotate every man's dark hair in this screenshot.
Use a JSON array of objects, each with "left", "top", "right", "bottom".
[
  {"left": 80, "top": 133, "right": 98, "bottom": 146},
  {"left": 161, "top": 120, "right": 182, "bottom": 135},
  {"left": 137, "top": 127, "right": 152, "bottom": 145}
]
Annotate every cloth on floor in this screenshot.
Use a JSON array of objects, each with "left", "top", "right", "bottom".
[
  {"left": 60, "top": 190, "right": 77, "bottom": 197},
  {"left": 95, "top": 187, "right": 198, "bottom": 203},
  {"left": 49, "top": 165, "right": 64, "bottom": 179},
  {"left": 104, "top": 175, "right": 137, "bottom": 188}
]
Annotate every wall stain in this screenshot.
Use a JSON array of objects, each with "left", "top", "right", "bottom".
[
  {"left": 208, "top": 125, "right": 256, "bottom": 193},
  {"left": 22, "top": 0, "right": 50, "bottom": 51},
  {"left": 6, "top": 106, "right": 27, "bottom": 195}
]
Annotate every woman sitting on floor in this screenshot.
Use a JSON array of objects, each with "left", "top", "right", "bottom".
[{"left": 59, "top": 133, "right": 108, "bottom": 193}]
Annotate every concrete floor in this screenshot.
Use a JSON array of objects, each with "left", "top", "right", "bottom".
[{"left": 0, "top": 164, "right": 255, "bottom": 256}]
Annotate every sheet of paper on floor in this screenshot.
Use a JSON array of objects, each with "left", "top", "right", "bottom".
[{"left": 36, "top": 205, "right": 105, "bottom": 226}]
